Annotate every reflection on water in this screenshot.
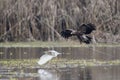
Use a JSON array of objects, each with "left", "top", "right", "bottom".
[
  {"left": 38, "top": 66, "right": 120, "bottom": 80},
  {"left": 0, "top": 47, "right": 120, "bottom": 80},
  {"left": 38, "top": 69, "right": 60, "bottom": 80},
  {"left": 0, "top": 65, "right": 120, "bottom": 80},
  {"left": 91, "top": 66, "right": 120, "bottom": 80}
]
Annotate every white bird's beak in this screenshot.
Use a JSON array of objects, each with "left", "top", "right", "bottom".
[{"left": 46, "top": 50, "right": 62, "bottom": 57}]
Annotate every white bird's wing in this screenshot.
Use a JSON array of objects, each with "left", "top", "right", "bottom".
[{"left": 38, "top": 54, "right": 54, "bottom": 65}]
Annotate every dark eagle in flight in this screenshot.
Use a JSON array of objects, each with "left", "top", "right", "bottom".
[{"left": 60, "top": 23, "right": 96, "bottom": 44}]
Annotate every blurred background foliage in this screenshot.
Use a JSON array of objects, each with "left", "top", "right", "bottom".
[{"left": 0, "top": 0, "right": 120, "bottom": 43}]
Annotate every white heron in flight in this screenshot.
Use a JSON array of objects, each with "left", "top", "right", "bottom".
[{"left": 38, "top": 50, "right": 61, "bottom": 65}]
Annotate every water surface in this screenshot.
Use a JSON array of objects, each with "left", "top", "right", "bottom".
[{"left": 0, "top": 47, "right": 120, "bottom": 80}]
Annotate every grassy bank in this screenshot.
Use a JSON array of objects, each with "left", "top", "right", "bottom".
[
  {"left": 0, "top": 59, "right": 120, "bottom": 69},
  {"left": 0, "top": 41, "right": 120, "bottom": 47}
]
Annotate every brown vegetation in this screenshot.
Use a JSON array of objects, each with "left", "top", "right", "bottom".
[{"left": 0, "top": 0, "right": 120, "bottom": 43}]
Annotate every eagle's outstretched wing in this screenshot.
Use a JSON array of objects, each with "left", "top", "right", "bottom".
[{"left": 77, "top": 23, "right": 96, "bottom": 34}]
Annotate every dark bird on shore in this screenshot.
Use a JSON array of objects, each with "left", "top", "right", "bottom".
[{"left": 60, "top": 23, "right": 96, "bottom": 44}]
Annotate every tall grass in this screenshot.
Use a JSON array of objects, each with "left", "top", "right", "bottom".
[{"left": 0, "top": 0, "right": 120, "bottom": 43}]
